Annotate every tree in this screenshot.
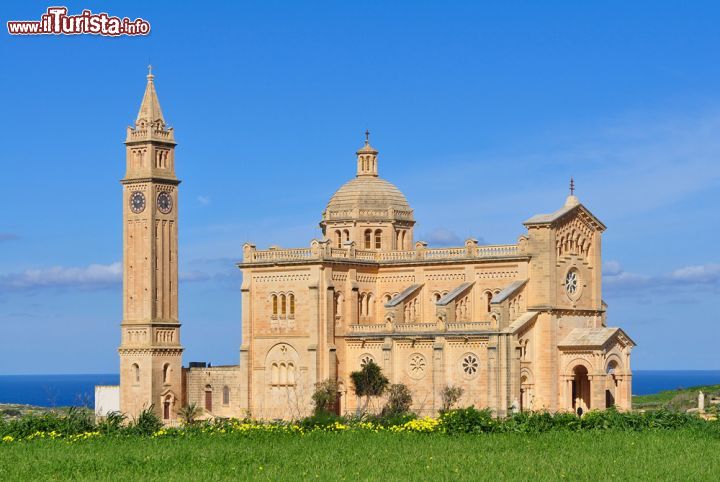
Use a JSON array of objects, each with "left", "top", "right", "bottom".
[
  {"left": 178, "top": 403, "right": 202, "bottom": 425},
  {"left": 350, "top": 361, "right": 389, "bottom": 415},
  {"left": 382, "top": 384, "right": 413, "bottom": 417},
  {"left": 312, "top": 379, "right": 339, "bottom": 416},
  {"left": 440, "top": 384, "right": 464, "bottom": 412}
]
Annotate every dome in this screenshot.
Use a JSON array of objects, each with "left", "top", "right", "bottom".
[
  {"left": 321, "top": 133, "right": 415, "bottom": 227},
  {"left": 323, "top": 176, "right": 413, "bottom": 221}
]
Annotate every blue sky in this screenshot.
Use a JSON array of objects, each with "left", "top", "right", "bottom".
[{"left": 1, "top": 1, "right": 719, "bottom": 374}]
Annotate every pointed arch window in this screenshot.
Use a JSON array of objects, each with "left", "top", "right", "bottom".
[
  {"left": 289, "top": 293, "right": 295, "bottom": 317},
  {"left": 364, "top": 229, "right": 372, "bottom": 249},
  {"left": 272, "top": 294, "right": 278, "bottom": 317},
  {"left": 374, "top": 229, "right": 382, "bottom": 249},
  {"left": 162, "top": 363, "right": 170, "bottom": 384},
  {"left": 280, "top": 294, "right": 287, "bottom": 316}
]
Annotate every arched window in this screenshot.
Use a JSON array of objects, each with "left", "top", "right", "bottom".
[
  {"left": 486, "top": 292, "right": 493, "bottom": 313},
  {"left": 280, "top": 363, "right": 288, "bottom": 386},
  {"left": 288, "top": 363, "right": 296, "bottom": 385},
  {"left": 271, "top": 363, "right": 279, "bottom": 385},
  {"left": 434, "top": 292, "right": 442, "bottom": 303},
  {"left": 132, "top": 363, "right": 140, "bottom": 384},
  {"left": 162, "top": 363, "right": 170, "bottom": 384},
  {"left": 280, "top": 294, "right": 287, "bottom": 316},
  {"left": 343, "top": 230, "right": 350, "bottom": 242},
  {"left": 374, "top": 229, "right": 382, "bottom": 249},
  {"left": 384, "top": 293, "right": 392, "bottom": 304},
  {"left": 289, "top": 293, "right": 295, "bottom": 317},
  {"left": 364, "top": 229, "right": 372, "bottom": 249},
  {"left": 367, "top": 293, "right": 374, "bottom": 319},
  {"left": 204, "top": 385, "right": 213, "bottom": 411},
  {"left": 222, "top": 386, "right": 230, "bottom": 405},
  {"left": 272, "top": 294, "right": 278, "bottom": 316},
  {"left": 335, "top": 230, "right": 342, "bottom": 248}
]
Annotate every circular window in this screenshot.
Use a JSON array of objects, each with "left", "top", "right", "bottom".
[
  {"left": 407, "top": 353, "right": 427, "bottom": 379},
  {"left": 565, "top": 269, "right": 581, "bottom": 299},
  {"left": 461, "top": 353, "right": 479, "bottom": 377}
]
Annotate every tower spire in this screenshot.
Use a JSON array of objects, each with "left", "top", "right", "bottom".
[
  {"left": 356, "top": 130, "right": 379, "bottom": 177},
  {"left": 136, "top": 65, "right": 165, "bottom": 128}
]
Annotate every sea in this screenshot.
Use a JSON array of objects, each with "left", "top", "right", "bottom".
[{"left": 1, "top": 371, "right": 719, "bottom": 407}]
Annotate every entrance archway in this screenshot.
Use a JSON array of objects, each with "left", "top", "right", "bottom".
[{"left": 572, "top": 365, "right": 591, "bottom": 412}]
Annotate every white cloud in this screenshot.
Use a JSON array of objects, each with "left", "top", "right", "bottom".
[
  {"left": 0, "top": 259, "right": 234, "bottom": 292},
  {"left": 0, "top": 262, "right": 122, "bottom": 290},
  {"left": 603, "top": 260, "right": 720, "bottom": 293},
  {"left": 197, "top": 195, "right": 211, "bottom": 206}
]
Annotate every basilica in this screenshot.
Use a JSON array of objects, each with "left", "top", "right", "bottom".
[{"left": 112, "top": 70, "right": 635, "bottom": 422}]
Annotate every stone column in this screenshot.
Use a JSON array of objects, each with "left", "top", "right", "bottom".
[
  {"left": 589, "top": 373, "right": 607, "bottom": 411},
  {"left": 432, "top": 337, "right": 446, "bottom": 414},
  {"left": 487, "top": 342, "right": 498, "bottom": 416}
]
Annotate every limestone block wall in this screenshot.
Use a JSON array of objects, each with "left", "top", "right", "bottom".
[{"left": 185, "top": 366, "right": 242, "bottom": 418}]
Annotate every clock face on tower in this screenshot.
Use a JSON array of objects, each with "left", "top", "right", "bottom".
[
  {"left": 129, "top": 191, "right": 146, "bottom": 213},
  {"left": 157, "top": 192, "right": 173, "bottom": 214}
]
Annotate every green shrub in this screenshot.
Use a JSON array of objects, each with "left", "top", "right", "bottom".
[
  {"left": 97, "top": 411, "right": 126, "bottom": 435},
  {"left": 311, "top": 379, "right": 339, "bottom": 416},
  {"left": 439, "top": 407, "right": 495, "bottom": 434},
  {"left": 381, "top": 384, "right": 413, "bottom": 418},
  {"left": 126, "top": 406, "right": 163, "bottom": 436}
]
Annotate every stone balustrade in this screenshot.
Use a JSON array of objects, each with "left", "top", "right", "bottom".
[
  {"left": 242, "top": 240, "right": 521, "bottom": 264},
  {"left": 347, "top": 321, "right": 495, "bottom": 334}
]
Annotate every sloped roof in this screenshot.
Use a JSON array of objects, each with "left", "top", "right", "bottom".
[
  {"left": 558, "top": 327, "right": 636, "bottom": 348},
  {"left": 436, "top": 282, "right": 474, "bottom": 306},
  {"left": 523, "top": 202, "right": 606, "bottom": 231},
  {"left": 504, "top": 311, "right": 539, "bottom": 334},
  {"left": 384, "top": 284, "right": 423, "bottom": 307},
  {"left": 490, "top": 280, "right": 527, "bottom": 305}
]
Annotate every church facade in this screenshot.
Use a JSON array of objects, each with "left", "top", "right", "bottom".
[{"left": 118, "top": 71, "right": 635, "bottom": 422}]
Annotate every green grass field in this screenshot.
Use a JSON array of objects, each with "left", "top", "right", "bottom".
[{"left": 2, "top": 429, "right": 719, "bottom": 481}]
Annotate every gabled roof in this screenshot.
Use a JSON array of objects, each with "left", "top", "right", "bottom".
[
  {"left": 523, "top": 202, "right": 606, "bottom": 232},
  {"left": 384, "top": 284, "right": 423, "bottom": 307},
  {"left": 436, "top": 282, "right": 474, "bottom": 306},
  {"left": 490, "top": 279, "right": 527, "bottom": 305},
  {"left": 504, "top": 311, "right": 539, "bottom": 334},
  {"left": 558, "top": 327, "right": 636, "bottom": 349}
]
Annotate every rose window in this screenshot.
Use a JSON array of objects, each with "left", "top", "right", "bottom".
[
  {"left": 360, "top": 355, "right": 374, "bottom": 367},
  {"left": 462, "top": 354, "right": 478, "bottom": 376},
  {"left": 408, "top": 354, "right": 426, "bottom": 379},
  {"left": 565, "top": 270, "right": 579, "bottom": 297}
]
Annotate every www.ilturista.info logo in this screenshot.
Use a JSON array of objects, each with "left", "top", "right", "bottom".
[{"left": 7, "top": 7, "right": 150, "bottom": 36}]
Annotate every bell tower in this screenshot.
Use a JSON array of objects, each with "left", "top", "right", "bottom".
[{"left": 119, "top": 66, "right": 183, "bottom": 421}]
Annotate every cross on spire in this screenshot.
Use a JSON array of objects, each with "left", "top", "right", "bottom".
[
  {"left": 570, "top": 177, "right": 575, "bottom": 196},
  {"left": 365, "top": 129, "right": 370, "bottom": 145}
]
